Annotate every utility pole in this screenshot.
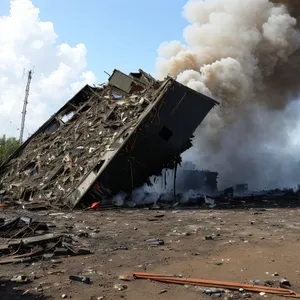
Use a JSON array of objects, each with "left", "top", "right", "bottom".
[{"left": 19, "top": 69, "right": 33, "bottom": 144}]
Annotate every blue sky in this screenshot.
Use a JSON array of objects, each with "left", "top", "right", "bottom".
[{"left": 0, "top": 0, "right": 189, "bottom": 84}]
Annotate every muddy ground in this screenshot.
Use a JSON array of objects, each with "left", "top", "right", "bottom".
[{"left": 1, "top": 207, "right": 300, "bottom": 300}]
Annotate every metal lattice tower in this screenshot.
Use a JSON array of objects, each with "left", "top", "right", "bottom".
[{"left": 19, "top": 70, "right": 33, "bottom": 144}]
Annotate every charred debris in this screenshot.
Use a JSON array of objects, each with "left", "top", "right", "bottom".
[
  {"left": 0, "top": 216, "right": 91, "bottom": 265},
  {"left": 0, "top": 69, "right": 218, "bottom": 210}
]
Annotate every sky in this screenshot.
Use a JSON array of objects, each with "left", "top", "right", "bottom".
[{"left": 0, "top": 0, "right": 188, "bottom": 138}]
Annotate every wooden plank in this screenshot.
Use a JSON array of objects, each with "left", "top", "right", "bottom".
[
  {"left": 8, "top": 233, "right": 62, "bottom": 246},
  {"left": 0, "top": 233, "right": 62, "bottom": 251}
]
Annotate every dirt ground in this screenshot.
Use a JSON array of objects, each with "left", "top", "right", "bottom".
[{"left": 1, "top": 207, "right": 300, "bottom": 300}]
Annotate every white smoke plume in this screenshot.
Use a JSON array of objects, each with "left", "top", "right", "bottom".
[{"left": 156, "top": 0, "right": 300, "bottom": 190}]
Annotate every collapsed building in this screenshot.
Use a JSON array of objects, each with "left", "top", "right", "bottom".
[{"left": 0, "top": 69, "right": 218, "bottom": 209}]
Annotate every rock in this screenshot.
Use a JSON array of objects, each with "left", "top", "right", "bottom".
[
  {"left": 119, "top": 275, "right": 134, "bottom": 281},
  {"left": 159, "top": 289, "right": 167, "bottom": 294},
  {"left": 228, "top": 292, "right": 243, "bottom": 300},
  {"left": 249, "top": 280, "right": 260, "bottom": 285},
  {"left": 264, "top": 280, "right": 275, "bottom": 287},
  {"left": 11, "top": 275, "right": 29, "bottom": 283},
  {"left": 116, "top": 246, "right": 128, "bottom": 251},
  {"left": 280, "top": 278, "right": 291, "bottom": 288},
  {"left": 205, "top": 235, "right": 214, "bottom": 240},
  {"left": 77, "top": 232, "right": 89, "bottom": 238},
  {"left": 146, "top": 238, "right": 164, "bottom": 246},
  {"left": 155, "top": 214, "right": 165, "bottom": 218},
  {"left": 214, "top": 293, "right": 223, "bottom": 297},
  {"left": 204, "top": 288, "right": 225, "bottom": 295},
  {"left": 243, "top": 293, "right": 252, "bottom": 298},
  {"left": 114, "top": 284, "right": 128, "bottom": 291},
  {"left": 62, "top": 294, "right": 67, "bottom": 299},
  {"left": 69, "top": 275, "right": 91, "bottom": 284}
]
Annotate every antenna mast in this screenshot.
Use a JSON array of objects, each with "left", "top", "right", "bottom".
[{"left": 19, "top": 69, "right": 33, "bottom": 144}]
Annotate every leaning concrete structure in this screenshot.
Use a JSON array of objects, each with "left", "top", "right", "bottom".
[{"left": 0, "top": 69, "right": 218, "bottom": 209}]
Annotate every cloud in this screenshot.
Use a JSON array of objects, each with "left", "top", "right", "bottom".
[{"left": 0, "top": 0, "right": 97, "bottom": 139}]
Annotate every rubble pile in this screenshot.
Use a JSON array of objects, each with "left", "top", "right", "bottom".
[
  {"left": 0, "top": 68, "right": 218, "bottom": 209},
  {"left": 125, "top": 185, "right": 300, "bottom": 209},
  {"left": 0, "top": 216, "right": 49, "bottom": 239},
  {"left": 214, "top": 188, "right": 300, "bottom": 209},
  {"left": 0, "top": 217, "right": 92, "bottom": 264},
  {"left": 0, "top": 80, "right": 155, "bottom": 207}
]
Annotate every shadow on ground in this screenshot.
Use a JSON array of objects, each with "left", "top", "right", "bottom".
[{"left": 0, "top": 280, "right": 52, "bottom": 300}]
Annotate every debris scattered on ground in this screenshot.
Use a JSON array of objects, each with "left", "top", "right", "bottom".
[
  {"left": 0, "top": 208, "right": 300, "bottom": 299},
  {"left": 0, "top": 217, "right": 92, "bottom": 264},
  {"left": 69, "top": 275, "right": 91, "bottom": 284},
  {"left": 280, "top": 278, "right": 291, "bottom": 289},
  {"left": 264, "top": 280, "right": 276, "bottom": 287},
  {"left": 113, "top": 246, "right": 128, "bottom": 251},
  {"left": 155, "top": 214, "right": 165, "bottom": 218},
  {"left": 249, "top": 280, "right": 261, "bottom": 285},
  {"left": 203, "top": 288, "right": 226, "bottom": 295},
  {"left": 145, "top": 238, "right": 165, "bottom": 246},
  {"left": 123, "top": 272, "right": 299, "bottom": 297},
  {"left": 243, "top": 292, "right": 252, "bottom": 298},
  {"left": 119, "top": 275, "right": 134, "bottom": 282},
  {"left": 114, "top": 283, "right": 128, "bottom": 291},
  {"left": 22, "top": 290, "right": 30, "bottom": 296},
  {"left": 0, "top": 216, "right": 49, "bottom": 239},
  {"left": 11, "top": 275, "right": 30, "bottom": 283}
]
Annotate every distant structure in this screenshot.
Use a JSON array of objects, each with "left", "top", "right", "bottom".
[
  {"left": 19, "top": 69, "right": 33, "bottom": 144},
  {"left": 154, "top": 162, "right": 219, "bottom": 194}
]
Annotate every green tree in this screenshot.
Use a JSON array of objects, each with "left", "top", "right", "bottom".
[{"left": 0, "top": 135, "right": 20, "bottom": 166}]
